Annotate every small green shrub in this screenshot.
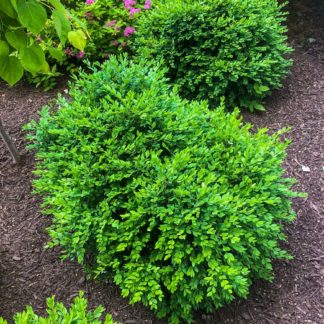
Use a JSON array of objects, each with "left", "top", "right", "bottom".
[
  {"left": 0, "top": 292, "right": 115, "bottom": 323},
  {"left": 26, "top": 56, "right": 301, "bottom": 323},
  {"left": 134, "top": 0, "right": 292, "bottom": 111}
]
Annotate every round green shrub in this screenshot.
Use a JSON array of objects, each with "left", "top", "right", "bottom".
[
  {"left": 133, "top": 0, "right": 292, "bottom": 111},
  {"left": 27, "top": 56, "right": 300, "bottom": 323}
]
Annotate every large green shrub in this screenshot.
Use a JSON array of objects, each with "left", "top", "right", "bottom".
[
  {"left": 26, "top": 56, "right": 300, "bottom": 323},
  {"left": 0, "top": 292, "right": 115, "bottom": 323},
  {"left": 133, "top": 0, "right": 292, "bottom": 111}
]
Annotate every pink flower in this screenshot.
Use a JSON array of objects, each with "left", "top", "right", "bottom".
[
  {"left": 85, "top": 0, "right": 95, "bottom": 5},
  {"left": 65, "top": 47, "right": 72, "bottom": 56},
  {"left": 85, "top": 11, "right": 93, "bottom": 19},
  {"left": 124, "top": 0, "right": 136, "bottom": 9},
  {"left": 76, "top": 51, "right": 85, "bottom": 59},
  {"left": 112, "top": 40, "right": 119, "bottom": 46},
  {"left": 144, "top": 0, "right": 151, "bottom": 10},
  {"left": 104, "top": 20, "right": 117, "bottom": 27},
  {"left": 129, "top": 7, "right": 141, "bottom": 15},
  {"left": 123, "top": 26, "right": 136, "bottom": 37},
  {"left": 37, "top": 35, "right": 42, "bottom": 43}
]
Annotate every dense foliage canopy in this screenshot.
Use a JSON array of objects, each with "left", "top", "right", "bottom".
[
  {"left": 26, "top": 56, "right": 300, "bottom": 323},
  {"left": 134, "top": 0, "right": 292, "bottom": 111}
]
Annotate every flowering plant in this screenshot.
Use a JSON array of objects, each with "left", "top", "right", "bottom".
[
  {"left": 64, "top": 0, "right": 152, "bottom": 60},
  {"left": 0, "top": 0, "right": 86, "bottom": 87},
  {"left": 27, "top": 0, "right": 152, "bottom": 89}
]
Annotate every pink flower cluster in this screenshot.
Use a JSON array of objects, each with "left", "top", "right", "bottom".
[
  {"left": 105, "top": 20, "right": 117, "bottom": 27},
  {"left": 144, "top": 0, "right": 152, "bottom": 10},
  {"left": 85, "top": 11, "right": 94, "bottom": 20},
  {"left": 124, "top": 0, "right": 151, "bottom": 16},
  {"left": 83, "top": 0, "right": 152, "bottom": 52},
  {"left": 129, "top": 7, "right": 141, "bottom": 15},
  {"left": 124, "top": 26, "right": 136, "bottom": 37},
  {"left": 65, "top": 48, "right": 85, "bottom": 59},
  {"left": 124, "top": 0, "right": 136, "bottom": 9}
]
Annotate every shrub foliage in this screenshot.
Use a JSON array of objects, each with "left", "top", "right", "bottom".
[
  {"left": 0, "top": 292, "right": 115, "bottom": 324},
  {"left": 27, "top": 57, "right": 300, "bottom": 323},
  {"left": 134, "top": 0, "right": 292, "bottom": 111}
]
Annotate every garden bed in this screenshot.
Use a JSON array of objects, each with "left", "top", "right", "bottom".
[{"left": 0, "top": 0, "right": 323, "bottom": 323}]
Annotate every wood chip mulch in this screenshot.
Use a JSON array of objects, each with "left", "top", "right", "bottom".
[{"left": 0, "top": 0, "right": 323, "bottom": 323}]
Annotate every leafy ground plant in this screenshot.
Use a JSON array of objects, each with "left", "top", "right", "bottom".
[
  {"left": 26, "top": 56, "right": 302, "bottom": 323},
  {"left": 134, "top": 0, "right": 292, "bottom": 111},
  {"left": 0, "top": 292, "right": 115, "bottom": 324}
]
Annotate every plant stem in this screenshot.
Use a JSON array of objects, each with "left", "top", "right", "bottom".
[{"left": 0, "top": 118, "right": 20, "bottom": 164}]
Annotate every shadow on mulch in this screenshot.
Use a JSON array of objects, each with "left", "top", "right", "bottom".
[{"left": 0, "top": 0, "right": 323, "bottom": 323}]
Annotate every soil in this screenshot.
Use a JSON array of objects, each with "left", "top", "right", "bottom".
[{"left": 0, "top": 0, "right": 323, "bottom": 323}]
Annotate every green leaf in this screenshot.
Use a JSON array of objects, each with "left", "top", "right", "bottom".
[
  {"left": 48, "top": 47, "right": 64, "bottom": 62},
  {"left": 10, "top": 0, "right": 18, "bottom": 11},
  {"left": 0, "top": 41, "right": 10, "bottom": 57},
  {"left": 0, "top": 1, "right": 17, "bottom": 18},
  {"left": 52, "top": 10, "right": 71, "bottom": 45},
  {"left": 5, "top": 29, "right": 28, "bottom": 50},
  {"left": 20, "top": 44, "right": 46, "bottom": 74},
  {"left": 40, "top": 60, "right": 50, "bottom": 73},
  {"left": 0, "top": 317, "right": 8, "bottom": 324},
  {"left": 253, "top": 103, "right": 266, "bottom": 111},
  {"left": 104, "top": 314, "right": 114, "bottom": 324},
  {"left": 0, "top": 56, "right": 24, "bottom": 85},
  {"left": 17, "top": 0, "right": 47, "bottom": 34},
  {"left": 68, "top": 30, "right": 86, "bottom": 51},
  {"left": 254, "top": 84, "right": 270, "bottom": 94},
  {"left": 48, "top": 0, "right": 66, "bottom": 14}
]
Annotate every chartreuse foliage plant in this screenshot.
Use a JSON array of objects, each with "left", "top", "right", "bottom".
[
  {"left": 0, "top": 292, "right": 115, "bottom": 324},
  {"left": 26, "top": 56, "right": 301, "bottom": 323},
  {"left": 0, "top": 0, "right": 87, "bottom": 86},
  {"left": 134, "top": 0, "right": 292, "bottom": 111}
]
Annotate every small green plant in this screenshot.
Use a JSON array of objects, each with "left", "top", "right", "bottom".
[
  {"left": 26, "top": 56, "right": 302, "bottom": 323},
  {"left": 0, "top": 292, "right": 115, "bottom": 323},
  {"left": 0, "top": 0, "right": 87, "bottom": 86},
  {"left": 134, "top": 0, "right": 292, "bottom": 111}
]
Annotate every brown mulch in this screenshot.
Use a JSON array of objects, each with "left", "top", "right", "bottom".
[{"left": 0, "top": 0, "right": 323, "bottom": 323}]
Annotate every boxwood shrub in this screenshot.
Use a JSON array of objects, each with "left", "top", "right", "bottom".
[
  {"left": 0, "top": 292, "right": 115, "bottom": 323},
  {"left": 26, "top": 56, "right": 300, "bottom": 323},
  {"left": 133, "top": 0, "right": 292, "bottom": 111}
]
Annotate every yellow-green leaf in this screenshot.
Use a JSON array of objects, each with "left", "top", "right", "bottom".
[
  {"left": 20, "top": 44, "right": 46, "bottom": 74},
  {"left": 5, "top": 29, "right": 28, "bottom": 50},
  {"left": 0, "top": 41, "right": 10, "bottom": 57},
  {"left": 17, "top": 0, "right": 47, "bottom": 35},
  {"left": 68, "top": 30, "right": 86, "bottom": 51},
  {"left": 0, "top": 56, "right": 24, "bottom": 85}
]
